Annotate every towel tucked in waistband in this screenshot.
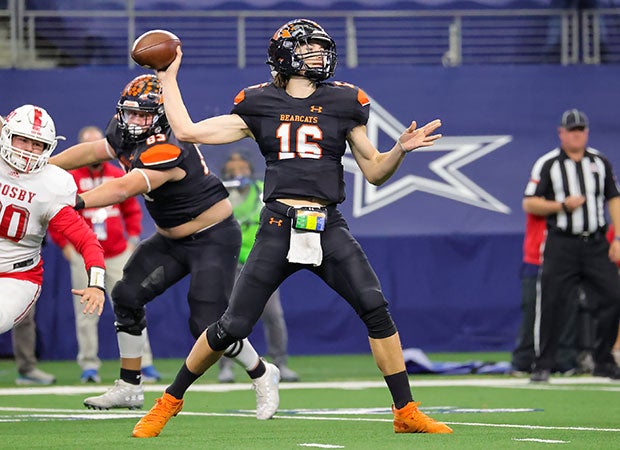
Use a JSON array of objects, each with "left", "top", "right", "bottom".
[{"left": 286, "top": 228, "right": 323, "bottom": 266}]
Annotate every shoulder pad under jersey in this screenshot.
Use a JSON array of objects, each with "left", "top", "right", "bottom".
[
  {"left": 134, "top": 134, "right": 184, "bottom": 171},
  {"left": 40, "top": 165, "right": 79, "bottom": 216},
  {"left": 330, "top": 81, "right": 371, "bottom": 107},
  {"left": 233, "top": 82, "right": 271, "bottom": 106}
]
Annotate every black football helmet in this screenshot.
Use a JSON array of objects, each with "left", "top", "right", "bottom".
[
  {"left": 117, "top": 74, "right": 167, "bottom": 142},
  {"left": 267, "top": 19, "right": 337, "bottom": 82}
]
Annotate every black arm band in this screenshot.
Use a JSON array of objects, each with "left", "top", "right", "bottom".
[
  {"left": 88, "top": 266, "right": 106, "bottom": 292},
  {"left": 75, "top": 195, "right": 85, "bottom": 211},
  {"left": 561, "top": 202, "right": 570, "bottom": 214}
]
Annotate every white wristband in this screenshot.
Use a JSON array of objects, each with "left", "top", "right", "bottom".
[{"left": 88, "top": 266, "right": 106, "bottom": 292}]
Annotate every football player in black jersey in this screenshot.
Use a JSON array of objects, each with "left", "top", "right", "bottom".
[
  {"left": 134, "top": 19, "right": 452, "bottom": 438},
  {"left": 49, "top": 74, "right": 280, "bottom": 419}
]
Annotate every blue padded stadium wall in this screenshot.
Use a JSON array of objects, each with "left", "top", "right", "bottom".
[{"left": 0, "top": 64, "right": 618, "bottom": 359}]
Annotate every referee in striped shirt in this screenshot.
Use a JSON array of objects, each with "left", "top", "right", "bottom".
[{"left": 523, "top": 109, "right": 620, "bottom": 382}]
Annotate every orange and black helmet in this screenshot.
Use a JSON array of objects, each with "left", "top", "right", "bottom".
[
  {"left": 267, "top": 19, "right": 337, "bottom": 82},
  {"left": 116, "top": 74, "right": 167, "bottom": 141}
]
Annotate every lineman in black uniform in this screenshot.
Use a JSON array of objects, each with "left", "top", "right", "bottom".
[
  {"left": 524, "top": 109, "right": 620, "bottom": 382},
  {"left": 50, "top": 75, "right": 280, "bottom": 417},
  {"left": 133, "top": 19, "right": 452, "bottom": 438}
]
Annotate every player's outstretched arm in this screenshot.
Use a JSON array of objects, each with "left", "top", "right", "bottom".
[
  {"left": 348, "top": 119, "right": 442, "bottom": 186},
  {"left": 157, "top": 47, "right": 250, "bottom": 145},
  {"left": 48, "top": 206, "right": 107, "bottom": 316},
  {"left": 49, "top": 138, "right": 113, "bottom": 171},
  {"left": 77, "top": 167, "right": 184, "bottom": 209}
]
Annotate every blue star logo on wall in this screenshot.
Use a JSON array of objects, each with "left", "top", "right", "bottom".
[{"left": 343, "top": 97, "right": 513, "bottom": 217}]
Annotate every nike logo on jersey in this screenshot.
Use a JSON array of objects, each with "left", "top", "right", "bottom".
[
  {"left": 279, "top": 114, "right": 318, "bottom": 124},
  {"left": 0, "top": 182, "right": 36, "bottom": 203}
]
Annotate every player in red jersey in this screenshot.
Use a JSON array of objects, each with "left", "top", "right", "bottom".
[{"left": 0, "top": 104, "right": 105, "bottom": 334}]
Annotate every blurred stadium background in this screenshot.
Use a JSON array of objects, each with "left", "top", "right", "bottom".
[
  {"left": 0, "top": 0, "right": 619, "bottom": 363},
  {"left": 1, "top": 1, "right": 620, "bottom": 67}
]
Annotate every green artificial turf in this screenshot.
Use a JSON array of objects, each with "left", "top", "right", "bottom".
[{"left": 0, "top": 353, "right": 618, "bottom": 449}]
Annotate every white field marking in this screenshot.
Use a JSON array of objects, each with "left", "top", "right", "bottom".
[
  {"left": 512, "top": 438, "right": 570, "bottom": 444},
  {"left": 447, "top": 421, "right": 620, "bottom": 433},
  {"left": 1, "top": 407, "right": 620, "bottom": 433},
  {"left": 0, "top": 377, "right": 616, "bottom": 396},
  {"left": 0, "top": 413, "right": 143, "bottom": 422},
  {"left": 297, "top": 442, "right": 344, "bottom": 448},
  {"left": 0, "top": 407, "right": 142, "bottom": 414},
  {"left": 2, "top": 406, "right": 539, "bottom": 417},
  {"left": 298, "top": 444, "right": 345, "bottom": 448},
  {"left": 0, "top": 409, "right": 255, "bottom": 423},
  {"left": 503, "top": 384, "right": 620, "bottom": 392},
  {"left": 242, "top": 407, "right": 540, "bottom": 415}
]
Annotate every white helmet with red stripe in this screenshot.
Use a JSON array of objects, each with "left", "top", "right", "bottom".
[{"left": 0, "top": 104, "right": 64, "bottom": 173}]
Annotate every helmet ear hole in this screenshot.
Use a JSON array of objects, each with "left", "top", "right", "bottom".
[{"left": 267, "top": 19, "right": 337, "bottom": 82}]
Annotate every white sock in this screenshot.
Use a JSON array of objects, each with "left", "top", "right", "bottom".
[
  {"left": 227, "top": 338, "right": 260, "bottom": 371},
  {"left": 117, "top": 330, "right": 146, "bottom": 359}
]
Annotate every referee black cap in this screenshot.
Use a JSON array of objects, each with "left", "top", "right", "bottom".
[{"left": 560, "top": 109, "right": 589, "bottom": 130}]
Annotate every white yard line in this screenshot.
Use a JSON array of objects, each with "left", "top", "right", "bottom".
[
  {"left": 0, "top": 376, "right": 617, "bottom": 396},
  {"left": 298, "top": 444, "right": 345, "bottom": 448},
  {"left": 1, "top": 407, "right": 619, "bottom": 433}
]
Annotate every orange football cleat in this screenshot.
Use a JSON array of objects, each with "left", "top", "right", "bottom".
[
  {"left": 132, "top": 392, "right": 184, "bottom": 438},
  {"left": 392, "top": 401, "right": 453, "bottom": 434}
]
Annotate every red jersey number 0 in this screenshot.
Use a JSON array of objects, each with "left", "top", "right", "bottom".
[{"left": 0, "top": 201, "right": 30, "bottom": 242}]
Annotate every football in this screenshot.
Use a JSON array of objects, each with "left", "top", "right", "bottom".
[{"left": 131, "top": 29, "right": 181, "bottom": 70}]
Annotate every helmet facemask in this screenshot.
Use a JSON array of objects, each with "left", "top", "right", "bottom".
[
  {"left": 118, "top": 104, "right": 158, "bottom": 139},
  {"left": 117, "top": 74, "right": 168, "bottom": 142},
  {"left": 267, "top": 19, "right": 337, "bottom": 82},
  {"left": 0, "top": 105, "right": 64, "bottom": 174},
  {"left": 295, "top": 36, "right": 337, "bottom": 81}
]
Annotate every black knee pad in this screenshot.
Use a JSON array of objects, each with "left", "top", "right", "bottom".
[
  {"left": 112, "top": 300, "right": 146, "bottom": 336},
  {"left": 111, "top": 279, "right": 149, "bottom": 336},
  {"left": 206, "top": 321, "right": 239, "bottom": 351},
  {"left": 111, "top": 279, "right": 133, "bottom": 307},
  {"left": 220, "top": 312, "right": 255, "bottom": 340},
  {"left": 361, "top": 305, "right": 397, "bottom": 339}
]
